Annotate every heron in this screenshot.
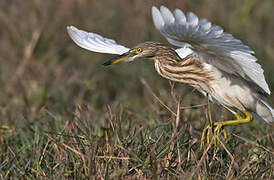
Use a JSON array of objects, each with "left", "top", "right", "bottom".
[{"left": 67, "top": 6, "right": 274, "bottom": 148}]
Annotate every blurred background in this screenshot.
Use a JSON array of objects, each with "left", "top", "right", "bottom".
[{"left": 0, "top": 0, "right": 274, "bottom": 178}]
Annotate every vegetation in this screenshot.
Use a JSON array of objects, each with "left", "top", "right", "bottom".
[{"left": 0, "top": 0, "right": 273, "bottom": 179}]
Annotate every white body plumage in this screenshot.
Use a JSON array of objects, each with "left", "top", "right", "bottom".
[{"left": 202, "top": 62, "right": 274, "bottom": 122}]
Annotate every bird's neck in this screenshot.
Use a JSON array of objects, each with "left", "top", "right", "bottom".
[
  {"left": 153, "top": 46, "right": 182, "bottom": 63},
  {"left": 154, "top": 56, "right": 213, "bottom": 90}
]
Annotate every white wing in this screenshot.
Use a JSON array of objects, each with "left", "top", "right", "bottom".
[
  {"left": 152, "top": 6, "right": 270, "bottom": 94},
  {"left": 67, "top": 26, "right": 130, "bottom": 55}
]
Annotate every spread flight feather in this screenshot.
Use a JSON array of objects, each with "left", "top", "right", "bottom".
[{"left": 67, "top": 6, "right": 270, "bottom": 95}]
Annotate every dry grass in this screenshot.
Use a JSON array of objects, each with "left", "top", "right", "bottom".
[{"left": 0, "top": 0, "right": 274, "bottom": 179}]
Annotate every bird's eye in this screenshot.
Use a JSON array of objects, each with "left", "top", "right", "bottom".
[{"left": 137, "top": 48, "right": 142, "bottom": 53}]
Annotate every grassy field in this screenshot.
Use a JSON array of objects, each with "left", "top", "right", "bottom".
[{"left": 0, "top": 0, "right": 274, "bottom": 179}]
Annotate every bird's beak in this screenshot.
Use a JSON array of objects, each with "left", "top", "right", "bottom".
[{"left": 102, "top": 51, "right": 136, "bottom": 66}]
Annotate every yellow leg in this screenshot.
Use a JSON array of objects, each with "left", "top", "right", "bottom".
[{"left": 200, "top": 111, "right": 253, "bottom": 149}]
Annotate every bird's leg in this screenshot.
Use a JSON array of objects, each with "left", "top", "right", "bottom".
[
  {"left": 206, "top": 93, "right": 213, "bottom": 126},
  {"left": 201, "top": 111, "right": 253, "bottom": 149},
  {"left": 201, "top": 94, "right": 216, "bottom": 148}
]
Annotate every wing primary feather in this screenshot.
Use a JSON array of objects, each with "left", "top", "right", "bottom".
[
  {"left": 152, "top": 7, "right": 165, "bottom": 33},
  {"left": 174, "top": 9, "right": 186, "bottom": 24},
  {"left": 186, "top": 12, "right": 199, "bottom": 27},
  {"left": 160, "top": 6, "right": 175, "bottom": 24},
  {"left": 151, "top": 6, "right": 271, "bottom": 94}
]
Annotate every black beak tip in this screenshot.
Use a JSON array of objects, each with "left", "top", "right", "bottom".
[{"left": 102, "top": 60, "right": 112, "bottom": 66}]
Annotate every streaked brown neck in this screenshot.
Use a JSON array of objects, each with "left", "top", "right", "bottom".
[{"left": 154, "top": 54, "right": 213, "bottom": 90}]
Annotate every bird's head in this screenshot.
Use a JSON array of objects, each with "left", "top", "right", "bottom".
[{"left": 103, "top": 42, "right": 163, "bottom": 66}]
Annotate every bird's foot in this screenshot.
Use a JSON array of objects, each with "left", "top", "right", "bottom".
[
  {"left": 200, "top": 122, "right": 228, "bottom": 149},
  {"left": 200, "top": 111, "right": 253, "bottom": 149}
]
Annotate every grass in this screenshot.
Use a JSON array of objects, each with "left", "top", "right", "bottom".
[{"left": 0, "top": 0, "right": 274, "bottom": 179}]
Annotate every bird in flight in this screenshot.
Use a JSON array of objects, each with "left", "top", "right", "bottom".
[{"left": 67, "top": 6, "right": 274, "bottom": 148}]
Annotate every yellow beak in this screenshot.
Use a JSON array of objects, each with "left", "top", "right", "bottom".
[{"left": 102, "top": 51, "right": 135, "bottom": 66}]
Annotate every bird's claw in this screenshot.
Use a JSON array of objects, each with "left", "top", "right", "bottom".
[{"left": 200, "top": 122, "right": 227, "bottom": 149}]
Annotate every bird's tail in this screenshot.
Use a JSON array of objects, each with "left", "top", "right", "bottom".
[{"left": 254, "top": 98, "right": 274, "bottom": 123}]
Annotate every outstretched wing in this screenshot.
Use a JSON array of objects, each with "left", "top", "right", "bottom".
[
  {"left": 152, "top": 6, "right": 270, "bottom": 94},
  {"left": 67, "top": 26, "right": 130, "bottom": 55}
]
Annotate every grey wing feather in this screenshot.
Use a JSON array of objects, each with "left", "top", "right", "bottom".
[
  {"left": 152, "top": 6, "right": 270, "bottom": 94},
  {"left": 67, "top": 26, "right": 130, "bottom": 55}
]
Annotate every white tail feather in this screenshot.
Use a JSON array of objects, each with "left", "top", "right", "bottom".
[
  {"left": 257, "top": 99, "right": 274, "bottom": 123},
  {"left": 260, "top": 99, "right": 274, "bottom": 116}
]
